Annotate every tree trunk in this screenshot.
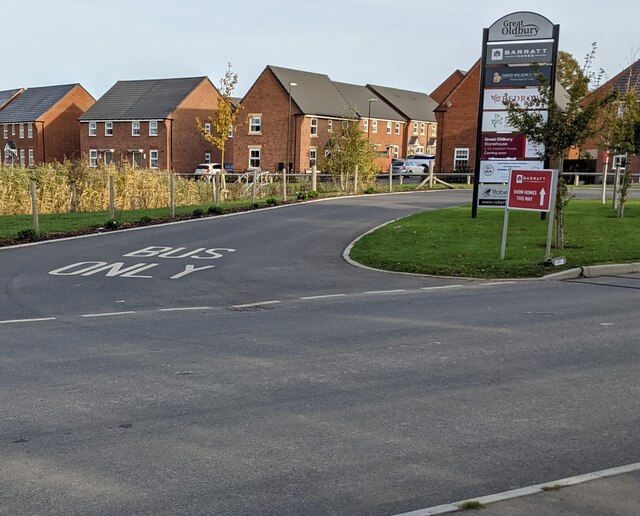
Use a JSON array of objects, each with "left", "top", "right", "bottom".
[
  {"left": 554, "top": 157, "right": 567, "bottom": 250},
  {"left": 617, "top": 168, "right": 632, "bottom": 218}
]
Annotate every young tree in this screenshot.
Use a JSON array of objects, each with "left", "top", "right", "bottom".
[
  {"left": 319, "top": 119, "right": 378, "bottom": 191},
  {"left": 504, "top": 49, "right": 615, "bottom": 249},
  {"left": 196, "top": 63, "right": 242, "bottom": 197}
]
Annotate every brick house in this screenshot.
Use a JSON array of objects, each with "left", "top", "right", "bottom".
[
  {"left": 79, "top": 77, "right": 222, "bottom": 173},
  {"left": 367, "top": 84, "right": 438, "bottom": 158},
  {"left": 0, "top": 84, "right": 94, "bottom": 166},
  {"left": 432, "top": 63, "right": 480, "bottom": 172},
  {"left": 581, "top": 58, "right": 640, "bottom": 175}
]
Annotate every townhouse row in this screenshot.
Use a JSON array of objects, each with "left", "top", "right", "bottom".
[{"left": 0, "top": 65, "right": 438, "bottom": 174}]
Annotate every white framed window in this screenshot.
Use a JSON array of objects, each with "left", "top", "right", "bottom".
[
  {"left": 249, "top": 147, "right": 261, "bottom": 169},
  {"left": 132, "top": 121, "right": 140, "bottom": 136},
  {"left": 431, "top": 124, "right": 437, "bottom": 136},
  {"left": 454, "top": 148, "right": 470, "bottom": 170},
  {"left": 11, "top": 124, "right": 15, "bottom": 136},
  {"left": 28, "top": 149, "right": 34, "bottom": 166},
  {"left": 386, "top": 121, "right": 392, "bottom": 134},
  {"left": 3, "top": 125, "right": 7, "bottom": 139},
  {"left": 395, "top": 122, "right": 400, "bottom": 135},
  {"left": 228, "top": 125, "right": 233, "bottom": 138},
  {"left": 149, "top": 121, "right": 158, "bottom": 136},
  {"left": 413, "top": 122, "right": 418, "bottom": 135},
  {"left": 204, "top": 122, "right": 211, "bottom": 134},
  {"left": 249, "top": 115, "right": 261, "bottom": 134},
  {"left": 363, "top": 119, "right": 368, "bottom": 132},
  {"left": 391, "top": 145, "right": 399, "bottom": 158},
  {"left": 19, "top": 124, "right": 24, "bottom": 138},
  {"left": 372, "top": 120, "right": 377, "bottom": 133},
  {"left": 324, "top": 149, "right": 332, "bottom": 159},
  {"left": 27, "top": 123, "right": 33, "bottom": 138},
  {"left": 309, "top": 147, "right": 317, "bottom": 167},
  {"left": 149, "top": 149, "right": 159, "bottom": 169},
  {"left": 89, "top": 122, "right": 97, "bottom": 136},
  {"left": 204, "top": 152, "right": 211, "bottom": 163},
  {"left": 89, "top": 149, "right": 98, "bottom": 168},
  {"left": 310, "top": 118, "right": 318, "bottom": 137},
  {"left": 420, "top": 123, "right": 425, "bottom": 135},
  {"left": 105, "top": 121, "right": 113, "bottom": 136},
  {"left": 327, "top": 120, "right": 333, "bottom": 133},
  {"left": 612, "top": 154, "right": 627, "bottom": 170},
  {"left": 20, "top": 149, "right": 25, "bottom": 165}
]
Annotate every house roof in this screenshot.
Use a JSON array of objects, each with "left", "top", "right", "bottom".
[
  {"left": 0, "top": 84, "right": 78, "bottom": 123},
  {"left": 267, "top": 65, "right": 354, "bottom": 118},
  {"left": 430, "top": 70, "right": 467, "bottom": 105},
  {"left": 610, "top": 58, "right": 640, "bottom": 94},
  {"left": 79, "top": 77, "right": 207, "bottom": 121},
  {"left": 0, "top": 88, "right": 23, "bottom": 110},
  {"left": 332, "top": 82, "right": 405, "bottom": 121},
  {"left": 366, "top": 84, "right": 438, "bottom": 122}
]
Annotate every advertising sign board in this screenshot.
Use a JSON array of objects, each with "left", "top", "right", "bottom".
[
  {"left": 481, "top": 110, "right": 548, "bottom": 133},
  {"left": 480, "top": 133, "right": 525, "bottom": 159},
  {"left": 477, "top": 184, "right": 508, "bottom": 207},
  {"left": 479, "top": 159, "right": 544, "bottom": 183},
  {"left": 486, "top": 41, "right": 554, "bottom": 65},
  {"left": 484, "top": 65, "right": 552, "bottom": 87},
  {"left": 483, "top": 88, "right": 541, "bottom": 110},
  {"left": 488, "top": 12, "right": 554, "bottom": 41},
  {"left": 507, "top": 169, "right": 556, "bottom": 211}
]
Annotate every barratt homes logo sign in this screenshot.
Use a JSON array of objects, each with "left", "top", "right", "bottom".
[
  {"left": 486, "top": 41, "right": 554, "bottom": 65},
  {"left": 488, "top": 12, "right": 554, "bottom": 42}
]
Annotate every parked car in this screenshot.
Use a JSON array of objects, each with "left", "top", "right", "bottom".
[
  {"left": 194, "top": 163, "right": 222, "bottom": 179},
  {"left": 390, "top": 158, "right": 405, "bottom": 174},
  {"left": 398, "top": 159, "right": 430, "bottom": 176}
]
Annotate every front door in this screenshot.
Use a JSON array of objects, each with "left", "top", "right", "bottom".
[{"left": 132, "top": 151, "right": 142, "bottom": 168}]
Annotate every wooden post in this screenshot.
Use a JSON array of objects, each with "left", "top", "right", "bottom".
[
  {"left": 389, "top": 168, "right": 393, "bottom": 192},
  {"left": 214, "top": 173, "right": 219, "bottom": 207},
  {"left": 169, "top": 172, "right": 175, "bottom": 217},
  {"left": 109, "top": 175, "right": 115, "bottom": 220},
  {"left": 252, "top": 169, "right": 257, "bottom": 203},
  {"left": 311, "top": 165, "right": 317, "bottom": 192},
  {"left": 428, "top": 161, "right": 435, "bottom": 189},
  {"left": 354, "top": 165, "right": 359, "bottom": 194},
  {"left": 30, "top": 179, "right": 40, "bottom": 235},
  {"left": 70, "top": 182, "right": 77, "bottom": 212}
]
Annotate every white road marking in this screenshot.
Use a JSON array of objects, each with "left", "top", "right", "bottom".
[
  {"left": 0, "top": 317, "right": 56, "bottom": 324},
  {"left": 478, "top": 281, "right": 517, "bottom": 286},
  {"left": 300, "top": 294, "right": 347, "bottom": 300},
  {"left": 230, "top": 301, "right": 281, "bottom": 309},
  {"left": 394, "top": 461, "right": 640, "bottom": 515},
  {"left": 421, "top": 285, "right": 463, "bottom": 291},
  {"left": 364, "top": 289, "right": 407, "bottom": 294},
  {"left": 159, "top": 307, "right": 212, "bottom": 312},
  {"left": 81, "top": 311, "right": 136, "bottom": 318}
]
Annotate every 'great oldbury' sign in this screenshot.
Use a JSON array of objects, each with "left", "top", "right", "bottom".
[{"left": 488, "top": 12, "right": 554, "bottom": 41}]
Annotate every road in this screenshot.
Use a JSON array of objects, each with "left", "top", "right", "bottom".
[{"left": 1, "top": 190, "right": 639, "bottom": 515}]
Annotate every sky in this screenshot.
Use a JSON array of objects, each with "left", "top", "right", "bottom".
[{"left": 4, "top": 0, "right": 639, "bottom": 100}]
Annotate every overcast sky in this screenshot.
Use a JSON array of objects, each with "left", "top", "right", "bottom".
[{"left": 4, "top": 0, "right": 638, "bottom": 100}]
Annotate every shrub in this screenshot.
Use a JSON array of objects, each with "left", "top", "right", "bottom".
[
  {"left": 307, "top": 191, "right": 319, "bottom": 199},
  {"left": 16, "top": 229, "right": 38, "bottom": 241},
  {"left": 192, "top": 208, "right": 204, "bottom": 217},
  {"left": 296, "top": 191, "right": 308, "bottom": 201},
  {"left": 265, "top": 197, "right": 278, "bottom": 206},
  {"left": 104, "top": 219, "right": 119, "bottom": 230},
  {"left": 139, "top": 216, "right": 153, "bottom": 224},
  {"left": 207, "top": 206, "right": 224, "bottom": 215},
  {"left": 364, "top": 187, "right": 376, "bottom": 194},
  {"left": 251, "top": 203, "right": 260, "bottom": 210}
]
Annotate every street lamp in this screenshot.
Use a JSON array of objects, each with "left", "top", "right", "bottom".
[
  {"left": 367, "top": 97, "right": 378, "bottom": 141},
  {"left": 285, "top": 81, "right": 297, "bottom": 200}
]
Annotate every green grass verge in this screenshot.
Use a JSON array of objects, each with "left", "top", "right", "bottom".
[{"left": 350, "top": 200, "right": 640, "bottom": 278}]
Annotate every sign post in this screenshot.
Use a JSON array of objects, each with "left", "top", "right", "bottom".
[{"left": 500, "top": 169, "right": 557, "bottom": 259}]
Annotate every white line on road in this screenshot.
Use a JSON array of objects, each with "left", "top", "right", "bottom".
[
  {"left": 0, "top": 317, "right": 56, "bottom": 324},
  {"left": 300, "top": 294, "right": 347, "bottom": 300},
  {"left": 478, "top": 281, "right": 517, "bottom": 287},
  {"left": 81, "top": 311, "right": 137, "bottom": 318},
  {"left": 159, "top": 306, "right": 212, "bottom": 312},
  {"left": 421, "top": 285, "right": 464, "bottom": 291},
  {"left": 230, "top": 301, "right": 281, "bottom": 309},
  {"left": 364, "top": 289, "right": 407, "bottom": 294}
]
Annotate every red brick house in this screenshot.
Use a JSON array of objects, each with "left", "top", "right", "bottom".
[
  {"left": 79, "top": 77, "right": 222, "bottom": 173},
  {"left": 0, "top": 84, "right": 94, "bottom": 166},
  {"left": 367, "top": 84, "right": 439, "bottom": 158}
]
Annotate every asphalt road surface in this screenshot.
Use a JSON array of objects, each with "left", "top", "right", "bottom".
[{"left": 1, "top": 190, "right": 639, "bottom": 515}]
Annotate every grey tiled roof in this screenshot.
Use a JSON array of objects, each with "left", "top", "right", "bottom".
[
  {"left": 268, "top": 66, "right": 354, "bottom": 118},
  {"left": 79, "top": 77, "right": 207, "bottom": 121},
  {"left": 0, "top": 88, "right": 23, "bottom": 110},
  {"left": 611, "top": 58, "right": 640, "bottom": 95},
  {"left": 332, "top": 82, "right": 405, "bottom": 121},
  {"left": 366, "top": 84, "right": 437, "bottom": 122},
  {"left": 0, "top": 84, "right": 77, "bottom": 123}
]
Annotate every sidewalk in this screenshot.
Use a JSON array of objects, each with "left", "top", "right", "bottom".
[{"left": 398, "top": 463, "right": 640, "bottom": 516}]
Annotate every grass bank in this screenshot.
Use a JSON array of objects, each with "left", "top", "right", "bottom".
[{"left": 350, "top": 200, "right": 640, "bottom": 278}]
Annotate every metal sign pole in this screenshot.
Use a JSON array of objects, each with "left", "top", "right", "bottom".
[
  {"left": 545, "top": 170, "right": 558, "bottom": 261},
  {"left": 500, "top": 207, "right": 510, "bottom": 259}
]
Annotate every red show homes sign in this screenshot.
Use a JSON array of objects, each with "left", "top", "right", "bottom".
[
  {"left": 480, "top": 133, "right": 526, "bottom": 159},
  {"left": 507, "top": 169, "right": 555, "bottom": 212}
]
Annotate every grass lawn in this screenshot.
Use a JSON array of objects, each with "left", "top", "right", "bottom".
[{"left": 350, "top": 200, "right": 640, "bottom": 278}]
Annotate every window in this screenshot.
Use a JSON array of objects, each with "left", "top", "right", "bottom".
[
  {"left": 391, "top": 145, "right": 399, "bottom": 158},
  {"left": 28, "top": 149, "right": 34, "bottom": 166},
  {"left": 395, "top": 122, "right": 400, "bottom": 135},
  {"left": 89, "top": 122, "right": 97, "bottom": 136},
  {"left": 105, "top": 121, "right": 113, "bottom": 136},
  {"left": 431, "top": 124, "right": 437, "bottom": 136},
  {"left": 309, "top": 147, "right": 317, "bottom": 167},
  {"left": 612, "top": 154, "right": 627, "bottom": 170},
  {"left": 204, "top": 152, "right": 211, "bottom": 163},
  {"left": 420, "top": 123, "right": 425, "bottom": 135},
  {"left": 228, "top": 125, "right": 233, "bottom": 138},
  {"left": 103, "top": 150, "right": 113, "bottom": 165},
  {"left": 3, "top": 125, "right": 7, "bottom": 139},
  {"left": 249, "top": 115, "right": 261, "bottom": 134},
  {"left": 310, "top": 118, "right": 318, "bottom": 137},
  {"left": 363, "top": 119, "right": 368, "bottom": 132},
  {"left": 132, "top": 121, "right": 140, "bottom": 136},
  {"left": 89, "top": 149, "right": 98, "bottom": 168},
  {"left": 204, "top": 122, "right": 211, "bottom": 134},
  {"left": 19, "top": 124, "right": 24, "bottom": 138},
  {"left": 149, "top": 121, "right": 158, "bottom": 136},
  {"left": 11, "top": 124, "right": 15, "bottom": 135},
  {"left": 19, "top": 149, "right": 25, "bottom": 165},
  {"left": 249, "top": 147, "right": 261, "bottom": 169},
  {"left": 372, "top": 120, "right": 377, "bottom": 133},
  {"left": 324, "top": 149, "right": 332, "bottom": 159},
  {"left": 27, "top": 123, "right": 33, "bottom": 138},
  {"left": 413, "top": 122, "right": 418, "bottom": 135},
  {"left": 150, "top": 149, "right": 159, "bottom": 169},
  {"left": 327, "top": 120, "right": 333, "bottom": 133},
  {"left": 386, "top": 121, "right": 392, "bottom": 134},
  {"left": 454, "top": 148, "right": 470, "bottom": 170}
]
